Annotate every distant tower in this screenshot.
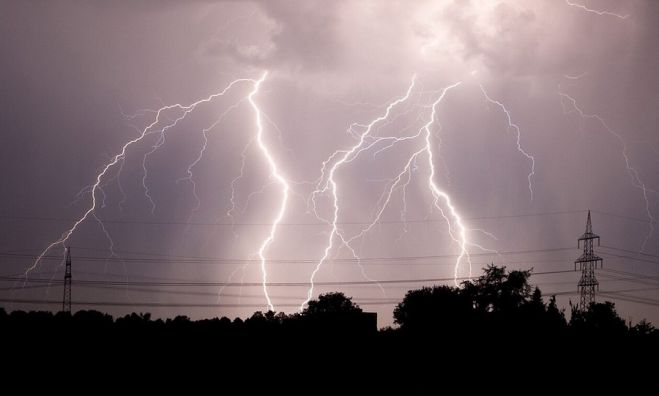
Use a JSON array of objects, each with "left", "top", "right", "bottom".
[
  {"left": 574, "top": 211, "right": 602, "bottom": 311},
  {"left": 62, "top": 247, "right": 72, "bottom": 313}
]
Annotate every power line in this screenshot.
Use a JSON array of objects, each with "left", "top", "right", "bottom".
[
  {"left": 1, "top": 257, "right": 575, "bottom": 270},
  {"left": 2, "top": 285, "right": 658, "bottom": 309},
  {"left": 4, "top": 208, "right": 652, "bottom": 228},
  {"left": 0, "top": 298, "right": 403, "bottom": 308},
  {"left": 601, "top": 268, "right": 659, "bottom": 282},
  {"left": 0, "top": 247, "right": 577, "bottom": 264},
  {"left": 601, "top": 245, "right": 659, "bottom": 260},
  {"left": 57, "top": 245, "right": 584, "bottom": 263},
  {"left": 599, "top": 293, "right": 659, "bottom": 308},
  {"left": 599, "top": 251, "right": 659, "bottom": 266},
  {"left": 598, "top": 285, "right": 659, "bottom": 295},
  {"left": 534, "top": 272, "right": 659, "bottom": 287},
  {"left": 0, "top": 283, "right": 411, "bottom": 301},
  {"left": 6, "top": 278, "right": 654, "bottom": 300},
  {"left": 2, "top": 265, "right": 586, "bottom": 291},
  {"left": 0, "top": 269, "right": 573, "bottom": 288},
  {"left": 1, "top": 277, "right": 587, "bottom": 296},
  {"left": 591, "top": 209, "right": 659, "bottom": 226},
  {"left": 0, "top": 209, "right": 587, "bottom": 227}
]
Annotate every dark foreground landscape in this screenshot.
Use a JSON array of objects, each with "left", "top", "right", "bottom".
[{"left": 2, "top": 266, "right": 657, "bottom": 391}]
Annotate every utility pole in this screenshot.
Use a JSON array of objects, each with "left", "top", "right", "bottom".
[
  {"left": 574, "top": 210, "right": 602, "bottom": 311},
  {"left": 63, "top": 247, "right": 72, "bottom": 313}
]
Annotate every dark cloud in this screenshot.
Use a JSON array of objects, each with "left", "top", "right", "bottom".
[{"left": 255, "top": 0, "right": 345, "bottom": 70}]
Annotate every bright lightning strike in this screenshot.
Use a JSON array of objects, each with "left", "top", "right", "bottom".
[
  {"left": 227, "top": 139, "right": 254, "bottom": 236},
  {"left": 421, "top": 82, "right": 473, "bottom": 284},
  {"left": 480, "top": 85, "right": 536, "bottom": 200},
  {"left": 302, "top": 77, "right": 477, "bottom": 310},
  {"left": 178, "top": 99, "right": 246, "bottom": 222},
  {"left": 564, "top": 0, "right": 630, "bottom": 19},
  {"left": 349, "top": 81, "right": 474, "bottom": 285},
  {"left": 356, "top": 81, "right": 497, "bottom": 285},
  {"left": 140, "top": 80, "right": 251, "bottom": 214},
  {"left": 559, "top": 91, "right": 656, "bottom": 250},
  {"left": 248, "top": 71, "right": 288, "bottom": 313},
  {"left": 27, "top": 77, "right": 257, "bottom": 276},
  {"left": 303, "top": 77, "right": 418, "bottom": 310}
]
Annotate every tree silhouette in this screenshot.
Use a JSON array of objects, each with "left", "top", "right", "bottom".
[
  {"left": 303, "top": 292, "right": 362, "bottom": 316},
  {"left": 393, "top": 285, "right": 471, "bottom": 333},
  {"left": 462, "top": 264, "right": 532, "bottom": 313},
  {"left": 296, "top": 292, "right": 374, "bottom": 335},
  {"left": 630, "top": 319, "right": 656, "bottom": 338},
  {"left": 570, "top": 301, "right": 627, "bottom": 336},
  {"left": 546, "top": 295, "right": 568, "bottom": 331},
  {"left": 394, "top": 265, "right": 570, "bottom": 339}
]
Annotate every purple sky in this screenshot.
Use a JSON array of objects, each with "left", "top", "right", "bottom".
[{"left": 1, "top": 0, "right": 658, "bottom": 327}]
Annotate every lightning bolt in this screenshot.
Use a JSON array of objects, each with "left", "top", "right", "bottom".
[
  {"left": 395, "top": 159, "right": 415, "bottom": 241},
  {"left": 177, "top": 99, "right": 246, "bottom": 223},
  {"left": 357, "top": 80, "right": 479, "bottom": 284},
  {"left": 480, "top": 84, "right": 536, "bottom": 200},
  {"left": 302, "top": 77, "right": 477, "bottom": 310},
  {"left": 357, "top": 81, "right": 493, "bottom": 283},
  {"left": 421, "top": 82, "right": 473, "bottom": 284},
  {"left": 92, "top": 213, "right": 125, "bottom": 275},
  {"left": 564, "top": 0, "right": 630, "bottom": 19},
  {"left": 559, "top": 91, "right": 656, "bottom": 250},
  {"left": 303, "top": 77, "right": 418, "bottom": 309},
  {"left": 564, "top": 72, "right": 588, "bottom": 80},
  {"left": 140, "top": 79, "right": 251, "bottom": 214},
  {"left": 226, "top": 139, "right": 254, "bottom": 236},
  {"left": 248, "top": 71, "right": 287, "bottom": 312},
  {"left": 27, "top": 77, "right": 257, "bottom": 276}
]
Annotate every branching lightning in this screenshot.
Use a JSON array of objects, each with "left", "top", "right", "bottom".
[
  {"left": 480, "top": 85, "right": 536, "bottom": 200},
  {"left": 559, "top": 91, "right": 656, "bottom": 250},
  {"left": 301, "top": 77, "right": 481, "bottom": 310},
  {"left": 177, "top": 99, "right": 247, "bottom": 221},
  {"left": 248, "top": 71, "right": 288, "bottom": 312},
  {"left": 421, "top": 82, "right": 474, "bottom": 284},
  {"left": 227, "top": 139, "right": 254, "bottom": 235},
  {"left": 564, "top": 0, "right": 630, "bottom": 19},
  {"left": 92, "top": 213, "right": 125, "bottom": 274},
  {"left": 140, "top": 79, "right": 251, "bottom": 214},
  {"left": 27, "top": 77, "right": 257, "bottom": 276},
  {"left": 564, "top": 72, "right": 587, "bottom": 80},
  {"left": 302, "top": 77, "right": 417, "bottom": 309}
]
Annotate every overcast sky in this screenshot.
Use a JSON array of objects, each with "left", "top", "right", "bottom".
[{"left": 1, "top": 0, "right": 658, "bottom": 326}]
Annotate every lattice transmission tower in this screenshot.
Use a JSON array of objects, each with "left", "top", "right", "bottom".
[
  {"left": 574, "top": 211, "right": 603, "bottom": 311},
  {"left": 62, "top": 247, "right": 72, "bottom": 313}
]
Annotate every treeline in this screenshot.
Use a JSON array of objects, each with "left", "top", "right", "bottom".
[
  {"left": 0, "top": 291, "right": 377, "bottom": 339},
  {"left": 393, "top": 265, "right": 657, "bottom": 339},
  {"left": 2, "top": 265, "right": 657, "bottom": 346},
  {"left": 2, "top": 265, "right": 657, "bottom": 390}
]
